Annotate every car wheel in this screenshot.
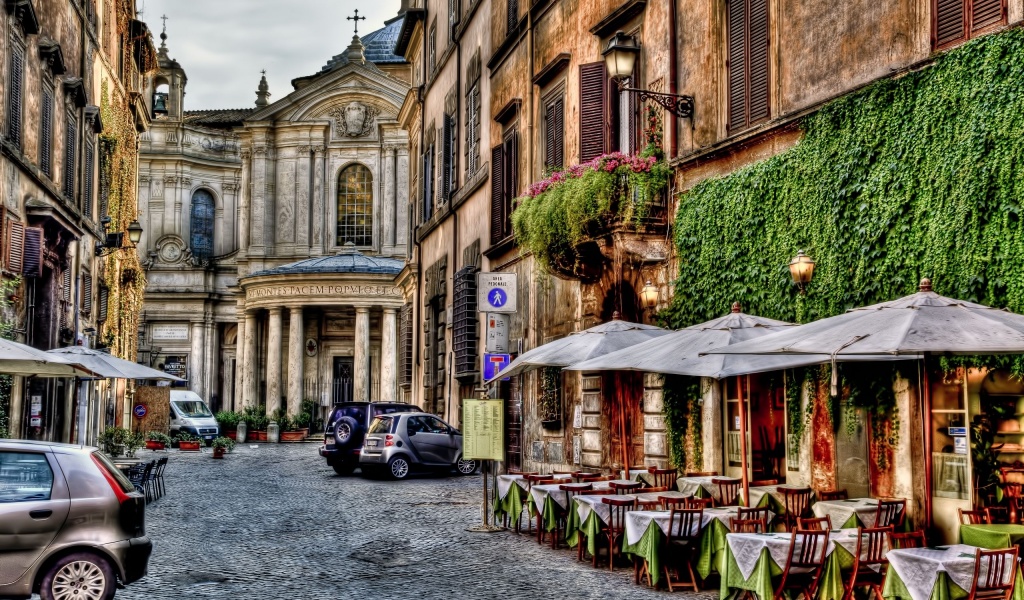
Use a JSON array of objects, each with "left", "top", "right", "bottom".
[
  {"left": 40, "top": 552, "right": 115, "bottom": 600},
  {"left": 334, "top": 417, "right": 358, "bottom": 445},
  {"left": 388, "top": 456, "right": 411, "bottom": 480},
  {"left": 332, "top": 461, "right": 355, "bottom": 476},
  {"left": 456, "top": 456, "right": 477, "bottom": 475}
]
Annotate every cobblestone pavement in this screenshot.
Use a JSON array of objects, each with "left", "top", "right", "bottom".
[{"left": 106, "top": 443, "right": 717, "bottom": 600}]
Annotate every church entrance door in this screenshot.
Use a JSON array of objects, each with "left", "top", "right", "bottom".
[{"left": 332, "top": 357, "right": 354, "bottom": 404}]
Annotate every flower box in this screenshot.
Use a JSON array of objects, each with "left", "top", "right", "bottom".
[
  {"left": 225, "top": 430, "right": 237, "bottom": 441},
  {"left": 178, "top": 441, "right": 201, "bottom": 452},
  {"left": 212, "top": 446, "right": 226, "bottom": 459},
  {"left": 280, "top": 430, "right": 306, "bottom": 442},
  {"left": 145, "top": 440, "right": 166, "bottom": 451},
  {"left": 252, "top": 430, "right": 267, "bottom": 442}
]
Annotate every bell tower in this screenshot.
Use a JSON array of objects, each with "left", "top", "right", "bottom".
[{"left": 144, "top": 16, "right": 188, "bottom": 121}]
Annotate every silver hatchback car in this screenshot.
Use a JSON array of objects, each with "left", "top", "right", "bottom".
[
  {"left": 359, "top": 412, "right": 477, "bottom": 479},
  {"left": 0, "top": 440, "right": 151, "bottom": 600}
]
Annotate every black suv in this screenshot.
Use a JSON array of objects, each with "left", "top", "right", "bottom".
[{"left": 319, "top": 402, "right": 419, "bottom": 475}]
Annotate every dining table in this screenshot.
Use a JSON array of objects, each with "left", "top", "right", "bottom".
[
  {"left": 883, "top": 544, "right": 1024, "bottom": 600},
  {"left": 812, "top": 497, "right": 882, "bottom": 528},
  {"left": 531, "top": 480, "right": 608, "bottom": 532},
  {"left": 492, "top": 473, "right": 570, "bottom": 524},
  {"left": 675, "top": 475, "right": 724, "bottom": 502},
  {"left": 747, "top": 484, "right": 807, "bottom": 513},
  {"left": 565, "top": 493, "right": 638, "bottom": 557}
]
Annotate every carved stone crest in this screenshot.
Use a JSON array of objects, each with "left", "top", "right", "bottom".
[{"left": 330, "top": 102, "right": 379, "bottom": 137}]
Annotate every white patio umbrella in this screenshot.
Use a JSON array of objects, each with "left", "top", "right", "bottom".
[
  {"left": 0, "top": 338, "right": 97, "bottom": 377},
  {"left": 46, "top": 347, "right": 185, "bottom": 381}
]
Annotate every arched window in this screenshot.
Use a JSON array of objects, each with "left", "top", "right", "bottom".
[
  {"left": 336, "top": 164, "right": 373, "bottom": 247},
  {"left": 190, "top": 189, "right": 215, "bottom": 259}
]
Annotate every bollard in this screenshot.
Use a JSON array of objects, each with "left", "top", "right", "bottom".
[
  {"left": 237, "top": 421, "right": 247, "bottom": 444},
  {"left": 267, "top": 421, "right": 280, "bottom": 443}
]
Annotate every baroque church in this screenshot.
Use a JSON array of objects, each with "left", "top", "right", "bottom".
[{"left": 136, "top": 9, "right": 413, "bottom": 418}]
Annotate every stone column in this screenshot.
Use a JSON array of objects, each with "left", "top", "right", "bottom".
[
  {"left": 265, "top": 307, "right": 283, "bottom": 416},
  {"left": 234, "top": 316, "right": 246, "bottom": 410},
  {"left": 242, "top": 311, "right": 258, "bottom": 409},
  {"left": 381, "top": 308, "right": 398, "bottom": 402},
  {"left": 383, "top": 145, "right": 396, "bottom": 248},
  {"left": 190, "top": 321, "right": 206, "bottom": 398},
  {"left": 239, "top": 150, "right": 251, "bottom": 253},
  {"left": 312, "top": 145, "right": 326, "bottom": 254},
  {"left": 287, "top": 306, "right": 304, "bottom": 416},
  {"left": 354, "top": 307, "right": 370, "bottom": 402}
]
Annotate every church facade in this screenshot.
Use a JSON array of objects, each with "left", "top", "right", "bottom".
[{"left": 137, "top": 13, "right": 413, "bottom": 418}]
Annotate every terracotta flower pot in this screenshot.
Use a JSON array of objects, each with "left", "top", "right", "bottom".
[
  {"left": 145, "top": 441, "right": 166, "bottom": 451},
  {"left": 254, "top": 430, "right": 267, "bottom": 442},
  {"left": 212, "top": 447, "right": 226, "bottom": 459},
  {"left": 280, "top": 430, "right": 306, "bottom": 442},
  {"left": 179, "top": 441, "right": 201, "bottom": 452},
  {"left": 225, "top": 431, "right": 237, "bottom": 441}
]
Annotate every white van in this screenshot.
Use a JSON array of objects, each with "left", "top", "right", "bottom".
[{"left": 168, "top": 390, "right": 220, "bottom": 442}]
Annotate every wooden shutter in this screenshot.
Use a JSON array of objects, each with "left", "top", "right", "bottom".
[
  {"left": 84, "top": 142, "right": 94, "bottom": 217},
  {"left": 502, "top": 132, "right": 518, "bottom": 240},
  {"left": 63, "top": 113, "right": 77, "bottom": 200},
  {"left": 545, "top": 97, "right": 564, "bottom": 170},
  {"left": 971, "top": 0, "right": 1004, "bottom": 31},
  {"left": 6, "top": 220, "right": 24, "bottom": 274},
  {"left": 81, "top": 273, "right": 92, "bottom": 315},
  {"left": 22, "top": 226, "right": 42, "bottom": 278},
  {"left": 423, "top": 149, "right": 433, "bottom": 220},
  {"left": 935, "top": 0, "right": 965, "bottom": 47},
  {"left": 99, "top": 139, "right": 111, "bottom": 217},
  {"left": 8, "top": 46, "right": 23, "bottom": 146},
  {"left": 490, "top": 144, "right": 505, "bottom": 244},
  {"left": 97, "top": 286, "right": 108, "bottom": 323},
  {"left": 748, "top": 0, "right": 770, "bottom": 125},
  {"left": 442, "top": 115, "right": 452, "bottom": 203},
  {"left": 40, "top": 88, "right": 53, "bottom": 176},
  {"left": 727, "top": 0, "right": 747, "bottom": 132},
  {"left": 728, "top": 0, "right": 770, "bottom": 131},
  {"left": 61, "top": 267, "right": 71, "bottom": 302},
  {"left": 400, "top": 302, "right": 413, "bottom": 385},
  {"left": 579, "top": 62, "right": 608, "bottom": 162}
]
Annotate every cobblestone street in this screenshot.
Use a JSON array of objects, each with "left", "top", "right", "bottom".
[{"left": 112, "top": 443, "right": 709, "bottom": 599}]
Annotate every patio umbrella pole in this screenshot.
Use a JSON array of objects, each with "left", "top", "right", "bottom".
[{"left": 738, "top": 376, "right": 750, "bottom": 506}]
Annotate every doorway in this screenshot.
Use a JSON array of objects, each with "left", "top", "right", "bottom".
[
  {"left": 332, "top": 357, "right": 354, "bottom": 404},
  {"left": 604, "top": 372, "right": 645, "bottom": 470}
]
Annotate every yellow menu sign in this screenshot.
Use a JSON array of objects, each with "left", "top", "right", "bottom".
[{"left": 462, "top": 399, "right": 504, "bottom": 461}]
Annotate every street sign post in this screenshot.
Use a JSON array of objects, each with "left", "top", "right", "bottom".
[
  {"left": 477, "top": 273, "right": 517, "bottom": 313},
  {"left": 464, "top": 397, "right": 505, "bottom": 533},
  {"left": 483, "top": 353, "right": 511, "bottom": 381}
]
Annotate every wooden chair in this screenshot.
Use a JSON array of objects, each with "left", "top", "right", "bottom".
[
  {"left": 875, "top": 498, "right": 906, "bottom": 528},
  {"left": 844, "top": 527, "right": 892, "bottom": 600},
  {"left": 636, "top": 486, "right": 671, "bottom": 510},
  {"left": 609, "top": 480, "right": 642, "bottom": 493},
  {"left": 686, "top": 496, "right": 714, "bottom": 509},
  {"left": 731, "top": 517, "right": 767, "bottom": 533},
  {"left": 967, "top": 547, "right": 1019, "bottom": 600},
  {"left": 797, "top": 516, "right": 833, "bottom": 531},
  {"left": 713, "top": 477, "right": 742, "bottom": 506},
  {"left": 750, "top": 479, "right": 779, "bottom": 487},
  {"left": 572, "top": 471, "right": 601, "bottom": 482},
  {"left": 739, "top": 506, "right": 772, "bottom": 530},
  {"left": 889, "top": 529, "right": 927, "bottom": 549},
  {"left": 552, "top": 483, "right": 592, "bottom": 549},
  {"left": 662, "top": 495, "right": 690, "bottom": 509},
  {"left": 771, "top": 529, "right": 830, "bottom": 600},
  {"left": 986, "top": 506, "right": 1010, "bottom": 525},
  {"left": 778, "top": 487, "right": 813, "bottom": 531},
  {"left": 959, "top": 508, "right": 990, "bottom": 524},
  {"left": 1003, "top": 482, "right": 1023, "bottom": 523},
  {"left": 651, "top": 468, "right": 678, "bottom": 489},
  {"left": 596, "top": 496, "right": 637, "bottom": 570},
  {"left": 685, "top": 471, "right": 719, "bottom": 477},
  {"left": 576, "top": 489, "right": 614, "bottom": 561},
  {"left": 661, "top": 507, "right": 704, "bottom": 591},
  {"left": 580, "top": 474, "right": 613, "bottom": 482},
  {"left": 819, "top": 489, "right": 849, "bottom": 501}
]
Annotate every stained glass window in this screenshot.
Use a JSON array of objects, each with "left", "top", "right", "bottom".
[
  {"left": 190, "top": 189, "right": 215, "bottom": 259},
  {"left": 336, "top": 164, "right": 373, "bottom": 247}
]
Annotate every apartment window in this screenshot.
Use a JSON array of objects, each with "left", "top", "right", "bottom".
[
  {"left": 63, "top": 110, "right": 78, "bottom": 200},
  {"left": 441, "top": 90, "right": 458, "bottom": 203},
  {"left": 489, "top": 130, "right": 518, "bottom": 244},
  {"left": 579, "top": 62, "right": 616, "bottom": 162},
  {"left": 452, "top": 266, "right": 477, "bottom": 376},
  {"left": 543, "top": 93, "right": 564, "bottom": 171},
  {"left": 428, "top": 22, "right": 437, "bottom": 74},
  {"left": 934, "top": 0, "right": 1005, "bottom": 49},
  {"left": 448, "top": 0, "right": 460, "bottom": 41},
  {"left": 507, "top": 0, "right": 519, "bottom": 36},
  {"left": 727, "top": 0, "right": 770, "bottom": 133},
  {"left": 336, "top": 164, "right": 373, "bottom": 247},
  {"left": 465, "top": 52, "right": 482, "bottom": 176},
  {"left": 83, "top": 141, "right": 94, "bottom": 218},
  {"left": 399, "top": 303, "right": 413, "bottom": 386},
  {"left": 80, "top": 272, "right": 92, "bottom": 315},
  {"left": 190, "top": 189, "right": 215, "bottom": 259},
  {"left": 7, "top": 42, "right": 24, "bottom": 147},
  {"left": 423, "top": 126, "right": 436, "bottom": 222},
  {"left": 40, "top": 84, "right": 53, "bottom": 177}
]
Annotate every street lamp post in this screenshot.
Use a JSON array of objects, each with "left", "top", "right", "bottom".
[
  {"left": 602, "top": 31, "right": 694, "bottom": 120},
  {"left": 788, "top": 250, "right": 816, "bottom": 294},
  {"left": 639, "top": 280, "right": 659, "bottom": 322}
]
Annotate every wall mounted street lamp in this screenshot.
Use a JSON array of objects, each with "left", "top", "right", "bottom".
[
  {"left": 640, "top": 280, "right": 659, "bottom": 310},
  {"left": 789, "top": 250, "right": 816, "bottom": 294},
  {"left": 603, "top": 31, "right": 694, "bottom": 120},
  {"left": 95, "top": 216, "right": 144, "bottom": 256}
]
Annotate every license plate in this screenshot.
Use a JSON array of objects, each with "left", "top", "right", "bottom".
[
  {"left": 204, "top": 435, "right": 214, "bottom": 440},
  {"left": 365, "top": 439, "right": 378, "bottom": 447}
]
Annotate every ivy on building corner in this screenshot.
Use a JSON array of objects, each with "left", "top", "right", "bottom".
[{"left": 662, "top": 375, "right": 703, "bottom": 471}]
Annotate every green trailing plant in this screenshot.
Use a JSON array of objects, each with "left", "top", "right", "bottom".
[
  {"left": 174, "top": 432, "right": 201, "bottom": 443},
  {"left": 295, "top": 410, "right": 312, "bottom": 431},
  {"left": 270, "top": 408, "right": 291, "bottom": 432},
  {"left": 242, "top": 406, "right": 269, "bottom": 431},
  {"left": 145, "top": 431, "right": 172, "bottom": 445},
  {"left": 539, "top": 367, "right": 561, "bottom": 423},
  {"left": 662, "top": 375, "right": 703, "bottom": 470},
  {"left": 215, "top": 410, "right": 241, "bottom": 431},
  {"left": 124, "top": 431, "right": 145, "bottom": 458},
  {"left": 663, "top": 28, "right": 1024, "bottom": 340}
]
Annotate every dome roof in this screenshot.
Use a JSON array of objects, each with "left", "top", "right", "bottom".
[
  {"left": 245, "top": 246, "right": 404, "bottom": 278},
  {"left": 320, "top": 15, "right": 406, "bottom": 73}
]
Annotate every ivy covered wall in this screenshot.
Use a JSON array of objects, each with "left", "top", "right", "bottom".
[{"left": 662, "top": 28, "right": 1024, "bottom": 329}]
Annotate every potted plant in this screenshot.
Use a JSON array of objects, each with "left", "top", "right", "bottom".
[
  {"left": 215, "top": 410, "right": 241, "bottom": 440},
  {"left": 243, "top": 407, "right": 269, "bottom": 441},
  {"left": 280, "top": 412, "right": 308, "bottom": 442},
  {"left": 99, "top": 426, "right": 131, "bottom": 458},
  {"left": 211, "top": 436, "right": 234, "bottom": 458},
  {"left": 145, "top": 431, "right": 172, "bottom": 450},
  {"left": 176, "top": 432, "right": 202, "bottom": 452}
]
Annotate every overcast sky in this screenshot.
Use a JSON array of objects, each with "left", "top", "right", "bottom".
[{"left": 139, "top": 0, "right": 402, "bottom": 110}]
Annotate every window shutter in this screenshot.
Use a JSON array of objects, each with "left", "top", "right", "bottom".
[
  {"left": 442, "top": 114, "right": 453, "bottom": 202},
  {"left": 62, "top": 267, "right": 71, "bottom": 302},
  {"left": 40, "top": 88, "right": 53, "bottom": 177},
  {"left": 453, "top": 266, "right": 477, "bottom": 376},
  {"left": 935, "top": 0, "right": 966, "bottom": 47},
  {"left": 81, "top": 273, "right": 92, "bottom": 315},
  {"left": 83, "top": 142, "right": 94, "bottom": 217},
  {"left": 98, "top": 286, "right": 109, "bottom": 323},
  {"left": 626, "top": 87, "right": 637, "bottom": 154},
  {"left": 545, "top": 97, "right": 564, "bottom": 170},
  {"left": 972, "top": 0, "right": 1004, "bottom": 31},
  {"left": 503, "top": 132, "right": 518, "bottom": 240},
  {"left": 8, "top": 46, "right": 23, "bottom": 146},
  {"left": 63, "top": 114, "right": 77, "bottom": 200},
  {"left": 579, "top": 62, "right": 608, "bottom": 162},
  {"left": 99, "top": 139, "right": 111, "bottom": 217},
  {"left": 423, "top": 149, "right": 433, "bottom": 221},
  {"left": 22, "top": 227, "right": 42, "bottom": 278},
  {"left": 490, "top": 144, "right": 505, "bottom": 244},
  {"left": 7, "top": 220, "right": 24, "bottom": 274},
  {"left": 506, "top": 0, "right": 518, "bottom": 35},
  {"left": 727, "top": 0, "right": 748, "bottom": 132},
  {"left": 748, "top": 0, "right": 770, "bottom": 125},
  {"left": 400, "top": 302, "right": 413, "bottom": 385}
]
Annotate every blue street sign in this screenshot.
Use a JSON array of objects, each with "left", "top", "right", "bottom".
[
  {"left": 133, "top": 404, "right": 148, "bottom": 419},
  {"left": 487, "top": 288, "right": 508, "bottom": 309},
  {"left": 483, "top": 353, "right": 511, "bottom": 381}
]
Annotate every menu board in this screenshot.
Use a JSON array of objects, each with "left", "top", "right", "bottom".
[{"left": 462, "top": 399, "right": 504, "bottom": 461}]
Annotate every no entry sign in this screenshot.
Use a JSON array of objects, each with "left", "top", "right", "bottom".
[{"left": 133, "top": 404, "right": 148, "bottom": 419}]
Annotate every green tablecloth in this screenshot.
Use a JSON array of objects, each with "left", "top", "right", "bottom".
[
  {"left": 565, "top": 498, "right": 604, "bottom": 557},
  {"left": 719, "top": 536, "right": 851, "bottom": 600},
  {"left": 882, "top": 558, "right": 1024, "bottom": 600},
  {"left": 621, "top": 517, "right": 731, "bottom": 587},
  {"left": 959, "top": 523, "right": 1024, "bottom": 548},
  {"left": 493, "top": 482, "right": 526, "bottom": 523}
]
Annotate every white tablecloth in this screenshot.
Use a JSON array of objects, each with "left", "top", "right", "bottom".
[
  {"left": 702, "top": 506, "right": 777, "bottom": 529},
  {"left": 627, "top": 468, "right": 656, "bottom": 486},
  {"left": 634, "top": 490, "right": 690, "bottom": 506},
  {"left": 812, "top": 498, "right": 880, "bottom": 528},
  {"left": 887, "top": 545, "right": 994, "bottom": 600},
  {"left": 530, "top": 481, "right": 604, "bottom": 510},
  {"left": 676, "top": 476, "right": 723, "bottom": 501},
  {"left": 576, "top": 493, "right": 636, "bottom": 526},
  {"left": 727, "top": 529, "right": 858, "bottom": 580},
  {"left": 625, "top": 508, "right": 720, "bottom": 545},
  {"left": 496, "top": 473, "right": 570, "bottom": 500},
  {"left": 748, "top": 484, "right": 807, "bottom": 509}
]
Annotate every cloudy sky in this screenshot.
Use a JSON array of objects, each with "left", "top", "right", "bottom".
[{"left": 139, "top": 0, "right": 402, "bottom": 110}]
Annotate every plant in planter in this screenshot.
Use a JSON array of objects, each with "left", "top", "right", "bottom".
[
  {"left": 99, "top": 426, "right": 131, "bottom": 458},
  {"left": 242, "top": 406, "right": 269, "bottom": 441},
  {"left": 301, "top": 399, "right": 324, "bottom": 433},
  {"left": 280, "top": 412, "right": 309, "bottom": 442},
  {"left": 145, "top": 431, "right": 172, "bottom": 450},
  {"left": 175, "top": 432, "right": 202, "bottom": 452},
  {"left": 215, "top": 410, "right": 241, "bottom": 440},
  {"left": 210, "top": 436, "right": 234, "bottom": 458},
  {"left": 539, "top": 367, "right": 562, "bottom": 430}
]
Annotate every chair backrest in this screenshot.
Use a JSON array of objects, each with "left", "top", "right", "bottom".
[
  {"left": 140, "top": 462, "right": 153, "bottom": 480},
  {"left": 581, "top": 475, "right": 613, "bottom": 482},
  {"left": 875, "top": 498, "right": 906, "bottom": 528},
  {"left": 986, "top": 506, "right": 1010, "bottom": 525},
  {"left": 685, "top": 496, "right": 713, "bottom": 509},
  {"left": 629, "top": 465, "right": 652, "bottom": 472},
  {"left": 713, "top": 478, "right": 741, "bottom": 506},
  {"left": 779, "top": 487, "right": 813, "bottom": 519},
  {"left": 797, "top": 516, "right": 833, "bottom": 531},
  {"left": 730, "top": 517, "right": 766, "bottom": 533},
  {"left": 572, "top": 471, "right": 600, "bottom": 482},
  {"left": 602, "top": 497, "right": 637, "bottom": 532},
  {"left": 889, "top": 529, "right": 927, "bottom": 549},
  {"left": 662, "top": 495, "right": 690, "bottom": 509},
  {"left": 509, "top": 470, "right": 538, "bottom": 476},
  {"left": 749, "top": 479, "right": 779, "bottom": 487},
  {"left": 562, "top": 483, "right": 592, "bottom": 506},
  {"left": 580, "top": 488, "right": 615, "bottom": 496},
  {"left": 858, "top": 527, "right": 893, "bottom": 568},
  {"left": 668, "top": 507, "right": 704, "bottom": 541},
  {"left": 651, "top": 468, "right": 678, "bottom": 488},
  {"left": 534, "top": 478, "right": 559, "bottom": 485},
  {"left": 818, "top": 489, "right": 848, "bottom": 501},
  {"left": 1002, "top": 482, "right": 1023, "bottom": 498},
  {"left": 971, "top": 547, "right": 1019, "bottom": 600},
  {"left": 738, "top": 506, "right": 771, "bottom": 526},
  {"left": 643, "top": 486, "right": 670, "bottom": 494},
  {"left": 958, "top": 508, "right": 989, "bottom": 524},
  {"left": 610, "top": 481, "right": 642, "bottom": 492},
  {"left": 685, "top": 471, "right": 719, "bottom": 477},
  {"left": 787, "top": 529, "right": 830, "bottom": 570}
]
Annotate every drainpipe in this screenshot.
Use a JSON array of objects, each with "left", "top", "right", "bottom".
[
  {"left": 668, "top": 0, "right": 679, "bottom": 159},
  {"left": 448, "top": 33, "right": 461, "bottom": 423},
  {"left": 413, "top": 2, "right": 429, "bottom": 407}
]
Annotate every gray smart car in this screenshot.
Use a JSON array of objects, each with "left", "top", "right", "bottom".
[
  {"left": 359, "top": 412, "right": 477, "bottom": 479},
  {"left": 0, "top": 440, "right": 151, "bottom": 600}
]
